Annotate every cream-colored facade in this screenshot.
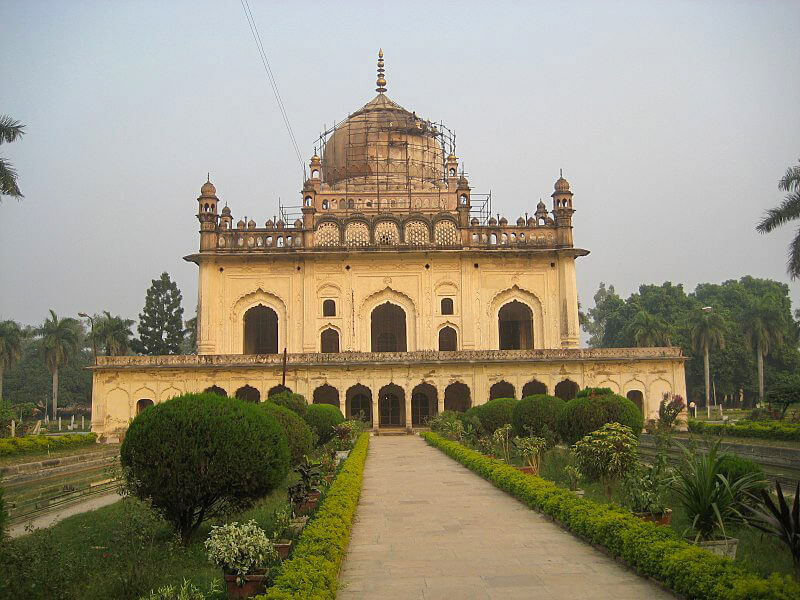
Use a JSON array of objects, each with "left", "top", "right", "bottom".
[{"left": 91, "top": 52, "right": 686, "bottom": 439}]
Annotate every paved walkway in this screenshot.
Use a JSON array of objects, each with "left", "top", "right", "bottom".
[
  {"left": 338, "top": 436, "right": 674, "bottom": 600},
  {"left": 8, "top": 492, "right": 121, "bottom": 538}
]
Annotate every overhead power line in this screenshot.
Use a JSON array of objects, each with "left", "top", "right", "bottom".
[{"left": 240, "top": 0, "right": 306, "bottom": 179}]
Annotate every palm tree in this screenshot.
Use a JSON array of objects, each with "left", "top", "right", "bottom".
[
  {"left": 37, "top": 310, "right": 81, "bottom": 419},
  {"left": 91, "top": 311, "right": 134, "bottom": 356},
  {"left": 688, "top": 308, "right": 726, "bottom": 409},
  {"left": 0, "top": 320, "right": 24, "bottom": 402},
  {"left": 742, "top": 296, "right": 785, "bottom": 405},
  {"left": 757, "top": 159, "right": 800, "bottom": 278},
  {"left": 0, "top": 115, "right": 26, "bottom": 199},
  {"left": 629, "top": 310, "right": 673, "bottom": 347}
]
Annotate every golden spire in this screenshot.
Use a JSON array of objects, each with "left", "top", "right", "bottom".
[{"left": 376, "top": 48, "right": 386, "bottom": 93}]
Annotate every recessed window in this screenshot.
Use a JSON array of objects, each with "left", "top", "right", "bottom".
[
  {"left": 321, "top": 328, "right": 340, "bottom": 353},
  {"left": 323, "top": 299, "right": 336, "bottom": 317},
  {"left": 441, "top": 298, "right": 454, "bottom": 315}
]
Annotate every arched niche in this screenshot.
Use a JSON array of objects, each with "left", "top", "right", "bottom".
[
  {"left": 438, "top": 325, "right": 457, "bottom": 351},
  {"left": 135, "top": 398, "right": 154, "bottom": 415},
  {"left": 371, "top": 302, "right": 407, "bottom": 352},
  {"left": 489, "top": 380, "right": 515, "bottom": 401},
  {"left": 204, "top": 385, "right": 227, "bottom": 397},
  {"left": 522, "top": 380, "right": 547, "bottom": 397},
  {"left": 444, "top": 382, "right": 471, "bottom": 412},
  {"left": 498, "top": 301, "right": 533, "bottom": 350},
  {"left": 488, "top": 286, "right": 544, "bottom": 350},
  {"left": 243, "top": 305, "right": 278, "bottom": 354},
  {"left": 378, "top": 383, "right": 405, "bottom": 427},
  {"left": 346, "top": 384, "right": 373, "bottom": 426},
  {"left": 411, "top": 383, "right": 437, "bottom": 426},
  {"left": 313, "top": 384, "right": 339, "bottom": 408},
  {"left": 321, "top": 328, "right": 340, "bottom": 353},
  {"left": 359, "top": 287, "right": 417, "bottom": 352},
  {"left": 554, "top": 379, "right": 579, "bottom": 401},
  {"left": 232, "top": 289, "right": 287, "bottom": 355},
  {"left": 235, "top": 385, "right": 260, "bottom": 403}
]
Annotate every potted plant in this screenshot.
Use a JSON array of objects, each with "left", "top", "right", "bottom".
[
  {"left": 564, "top": 464, "right": 584, "bottom": 497},
  {"left": 746, "top": 481, "right": 800, "bottom": 581},
  {"left": 622, "top": 451, "right": 672, "bottom": 525},
  {"left": 572, "top": 422, "right": 638, "bottom": 497},
  {"left": 205, "top": 520, "right": 278, "bottom": 598},
  {"left": 670, "top": 441, "right": 764, "bottom": 558},
  {"left": 271, "top": 503, "right": 293, "bottom": 560},
  {"left": 491, "top": 424, "right": 513, "bottom": 462},
  {"left": 513, "top": 436, "right": 548, "bottom": 475}
]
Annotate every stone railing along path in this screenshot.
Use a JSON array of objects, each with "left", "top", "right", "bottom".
[{"left": 338, "top": 435, "right": 674, "bottom": 599}]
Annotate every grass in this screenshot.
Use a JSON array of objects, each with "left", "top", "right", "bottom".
[
  {"left": 537, "top": 446, "right": 795, "bottom": 580},
  {"left": 672, "top": 431, "right": 800, "bottom": 450},
  {"left": 0, "top": 442, "right": 118, "bottom": 467},
  {"left": 0, "top": 483, "right": 290, "bottom": 600}
]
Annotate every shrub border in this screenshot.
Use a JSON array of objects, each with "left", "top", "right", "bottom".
[
  {"left": 688, "top": 419, "right": 800, "bottom": 442},
  {"left": 422, "top": 432, "right": 800, "bottom": 600},
  {"left": 0, "top": 433, "right": 98, "bottom": 458},
  {"left": 258, "top": 432, "right": 369, "bottom": 600}
]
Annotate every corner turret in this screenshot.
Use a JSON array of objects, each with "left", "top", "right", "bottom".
[{"left": 551, "top": 171, "right": 574, "bottom": 247}]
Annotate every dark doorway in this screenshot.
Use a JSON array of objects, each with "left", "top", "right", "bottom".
[
  {"left": 444, "top": 382, "right": 471, "bottom": 412},
  {"left": 204, "top": 385, "right": 227, "bottom": 397},
  {"left": 498, "top": 301, "right": 533, "bottom": 350},
  {"left": 235, "top": 385, "right": 260, "bottom": 403},
  {"left": 347, "top": 384, "right": 372, "bottom": 426},
  {"left": 243, "top": 305, "right": 278, "bottom": 354},
  {"left": 321, "top": 328, "right": 340, "bottom": 353},
  {"left": 438, "top": 326, "right": 457, "bottom": 351},
  {"left": 627, "top": 390, "right": 644, "bottom": 414},
  {"left": 268, "top": 384, "right": 291, "bottom": 398},
  {"left": 313, "top": 384, "right": 339, "bottom": 408},
  {"left": 522, "top": 380, "right": 547, "bottom": 398},
  {"left": 489, "top": 380, "right": 515, "bottom": 400},
  {"left": 136, "top": 399, "right": 154, "bottom": 415},
  {"left": 555, "top": 379, "right": 579, "bottom": 401},
  {"left": 412, "top": 383, "right": 437, "bottom": 426},
  {"left": 379, "top": 384, "right": 404, "bottom": 426},
  {"left": 371, "top": 302, "right": 407, "bottom": 352}
]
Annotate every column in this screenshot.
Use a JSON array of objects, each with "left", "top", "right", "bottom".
[
  {"left": 404, "top": 386, "right": 412, "bottom": 433},
  {"left": 371, "top": 384, "right": 380, "bottom": 433}
]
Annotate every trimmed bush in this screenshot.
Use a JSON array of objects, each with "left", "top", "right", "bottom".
[
  {"left": 476, "top": 398, "right": 517, "bottom": 434},
  {"left": 558, "top": 392, "right": 643, "bottom": 444},
  {"left": 121, "top": 393, "right": 289, "bottom": 543},
  {"left": 0, "top": 432, "right": 98, "bottom": 458},
  {"left": 460, "top": 406, "right": 485, "bottom": 435},
  {"left": 304, "top": 404, "right": 344, "bottom": 445},
  {"left": 260, "top": 433, "right": 369, "bottom": 600},
  {"left": 422, "top": 432, "right": 800, "bottom": 600},
  {"left": 688, "top": 419, "right": 800, "bottom": 442},
  {"left": 512, "top": 394, "right": 565, "bottom": 441},
  {"left": 269, "top": 391, "right": 308, "bottom": 417},
  {"left": 718, "top": 454, "right": 767, "bottom": 487},
  {"left": 261, "top": 403, "right": 314, "bottom": 465}
]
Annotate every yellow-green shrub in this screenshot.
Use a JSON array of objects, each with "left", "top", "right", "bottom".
[{"left": 0, "top": 433, "right": 98, "bottom": 458}]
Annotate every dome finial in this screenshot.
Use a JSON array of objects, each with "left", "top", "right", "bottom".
[{"left": 376, "top": 48, "right": 387, "bottom": 93}]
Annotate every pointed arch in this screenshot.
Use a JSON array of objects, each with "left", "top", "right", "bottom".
[
  {"left": 204, "top": 385, "right": 227, "bottom": 397},
  {"left": 346, "top": 384, "right": 373, "bottom": 426},
  {"left": 411, "top": 382, "right": 437, "bottom": 426},
  {"left": 554, "top": 379, "right": 579, "bottom": 401},
  {"left": 235, "top": 385, "right": 260, "bottom": 403},
  {"left": 232, "top": 288, "right": 287, "bottom": 355},
  {"left": 444, "top": 382, "right": 471, "bottom": 412},
  {"left": 522, "top": 380, "right": 547, "bottom": 397},
  {"left": 359, "top": 287, "right": 417, "bottom": 352},
  {"left": 488, "top": 285, "right": 545, "bottom": 350},
  {"left": 489, "top": 380, "right": 515, "bottom": 400},
  {"left": 313, "top": 384, "right": 339, "bottom": 408}
]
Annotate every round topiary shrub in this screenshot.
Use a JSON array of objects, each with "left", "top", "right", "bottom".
[
  {"left": 476, "top": 398, "right": 518, "bottom": 434},
  {"left": 120, "top": 393, "right": 289, "bottom": 543},
  {"left": 718, "top": 455, "right": 767, "bottom": 489},
  {"left": 304, "top": 403, "right": 344, "bottom": 445},
  {"left": 558, "top": 392, "right": 644, "bottom": 445},
  {"left": 261, "top": 402, "right": 314, "bottom": 465},
  {"left": 269, "top": 390, "right": 308, "bottom": 417},
  {"left": 459, "top": 406, "right": 485, "bottom": 436},
  {"left": 512, "top": 394, "right": 565, "bottom": 443}
]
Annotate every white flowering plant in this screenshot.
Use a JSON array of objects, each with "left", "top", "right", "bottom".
[{"left": 204, "top": 520, "right": 278, "bottom": 582}]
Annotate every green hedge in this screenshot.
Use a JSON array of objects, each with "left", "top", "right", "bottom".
[
  {"left": 304, "top": 404, "right": 344, "bottom": 445},
  {"left": 261, "top": 403, "right": 314, "bottom": 465},
  {"left": 688, "top": 419, "right": 800, "bottom": 442},
  {"left": 476, "top": 398, "right": 517, "bottom": 434},
  {"left": 259, "top": 432, "right": 369, "bottom": 600},
  {"left": 558, "top": 393, "right": 643, "bottom": 444},
  {"left": 512, "top": 394, "right": 564, "bottom": 439},
  {"left": 0, "top": 433, "right": 98, "bottom": 458},
  {"left": 421, "top": 432, "right": 800, "bottom": 600}
]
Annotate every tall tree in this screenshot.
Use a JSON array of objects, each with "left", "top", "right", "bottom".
[
  {"left": 688, "top": 308, "right": 726, "bottom": 408},
  {"left": 133, "top": 273, "right": 185, "bottom": 355},
  {"left": 742, "top": 296, "right": 786, "bottom": 405},
  {"left": 583, "top": 282, "right": 624, "bottom": 347},
  {"left": 0, "top": 320, "right": 24, "bottom": 402},
  {"left": 757, "top": 158, "right": 800, "bottom": 278},
  {"left": 91, "top": 311, "right": 134, "bottom": 356},
  {"left": 627, "top": 310, "right": 673, "bottom": 347},
  {"left": 0, "top": 115, "right": 25, "bottom": 199},
  {"left": 37, "top": 310, "right": 82, "bottom": 418}
]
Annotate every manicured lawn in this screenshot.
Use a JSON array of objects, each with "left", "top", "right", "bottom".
[
  {"left": 674, "top": 431, "right": 800, "bottom": 450},
  {"left": 538, "top": 446, "right": 796, "bottom": 580},
  {"left": 0, "top": 484, "right": 289, "bottom": 600},
  {"left": 0, "top": 443, "right": 118, "bottom": 467}
]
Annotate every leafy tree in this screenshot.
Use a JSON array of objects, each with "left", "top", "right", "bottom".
[
  {"left": 688, "top": 308, "right": 726, "bottom": 408},
  {"left": 742, "top": 296, "right": 786, "bottom": 405},
  {"left": 132, "top": 273, "right": 185, "bottom": 355},
  {"left": 583, "top": 282, "right": 623, "bottom": 347},
  {"left": 0, "top": 115, "right": 25, "bottom": 199},
  {"left": 91, "top": 311, "right": 134, "bottom": 356},
  {"left": 767, "top": 374, "right": 800, "bottom": 419},
  {"left": 36, "top": 311, "right": 82, "bottom": 419},
  {"left": 757, "top": 158, "right": 800, "bottom": 278},
  {"left": 0, "top": 321, "right": 23, "bottom": 403},
  {"left": 627, "top": 309, "right": 673, "bottom": 347},
  {"left": 183, "top": 314, "right": 197, "bottom": 354}
]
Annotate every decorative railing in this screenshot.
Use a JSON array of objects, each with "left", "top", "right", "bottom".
[{"left": 94, "top": 347, "right": 684, "bottom": 369}]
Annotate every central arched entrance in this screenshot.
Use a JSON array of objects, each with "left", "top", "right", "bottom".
[
  {"left": 243, "top": 305, "right": 278, "bottom": 354},
  {"left": 411, "top": 383, "right": 437, "bottom": 426},
  {"left": 371, "top": 302, "right": 407, "bottom": 352},
  {"left": 379, "top": 383, "right": 404, "bottom": 427},
  {"left": 498, "top": 301, "right": 533, "bottom": 350}
]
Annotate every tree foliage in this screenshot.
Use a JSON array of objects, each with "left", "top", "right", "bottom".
[
  {"left": 91, "top": 311, "right": 134, "bottom": 356},
  {"left": 0, "top": 115, "right": 25, "bottom": 199},
  {"left": 0, "top": 321, "right": 24, "bottom": 403},
  {"left": 757, "top": 158, "right": 800, "bottom": 279},
  {"left": 132, "top": 273, "right": 185, "bottom": 355},
  {"left": 36, "top": 310, "right": 82, "bottom": 418}
]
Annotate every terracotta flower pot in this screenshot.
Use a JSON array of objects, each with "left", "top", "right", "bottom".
[
  {"left": 635, "top": 508, "right": 672, "bottom": 526},
  {"left": 224, "top": 571, "right": 268, "bottom": 598},
  {"left": 298, "top": 497, "right": 318, "bottom": 514},
  {"left": 308, "top": 490, "right": 322, "bottom": 501},
  {"left": 275, "top": 539, "right": 292, "bottom": 560}
]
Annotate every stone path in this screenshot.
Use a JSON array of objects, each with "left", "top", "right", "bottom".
[
  {"left": 338, "top": 436, "right": 674, "bottom": 600},
  {"left": 8, "top": 492, "right": 121, "bottom": 539}
]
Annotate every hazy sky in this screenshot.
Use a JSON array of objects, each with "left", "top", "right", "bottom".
[{"left": 2, "top": 1, "right": 799, "bottom": 332}]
